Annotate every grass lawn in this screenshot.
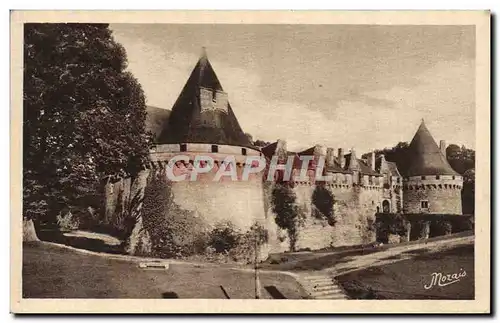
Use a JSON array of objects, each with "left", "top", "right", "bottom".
[
  {"left": 336, "top": 243, "right": 474, "bottom": 300},
  {"left": 23, "top": 242, "right": 308, "bottom": 299}
]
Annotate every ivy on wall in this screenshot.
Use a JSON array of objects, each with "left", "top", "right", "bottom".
[{"left": 312, "top": 183, "right": 336, "bottom": 226}]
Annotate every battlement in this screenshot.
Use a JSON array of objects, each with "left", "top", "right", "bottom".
[{"left": 404, "top": 175, "right": 463, "bottom": 190}]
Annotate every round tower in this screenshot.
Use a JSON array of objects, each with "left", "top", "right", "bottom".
[
  {"left": 149, "top": 49, "right": 267, "bottom": 239},
  {"left": 403, "top": 120, "right": 463, "bottom": 214}
]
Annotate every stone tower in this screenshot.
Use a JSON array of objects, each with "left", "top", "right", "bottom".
[
  {"left": 150, "top": 50, "right": 267, "bottom": 233},
  {"left": 402, "top": 120, "right": 463, "bottom": 214}
]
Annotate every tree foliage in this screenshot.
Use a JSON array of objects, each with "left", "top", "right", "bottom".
[
  {"left": 23, "top": 23, "right": 151, "bottom": 221},
  {"left": 312, "top": 184, "right": 336, "bottom": 226},
  {"left": 253, "top": 139, "right": 272, "bottom": 148},
  {"left": 271, "top": 183, "right": 302, "bottom": 251},
  {"left": 361, "top": 142, "right": 411, "bottom": 176},
  {"left": 446, "top": 144, "right": 475, "bottom": 175}
]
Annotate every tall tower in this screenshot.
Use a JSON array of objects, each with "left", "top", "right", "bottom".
[
  {"left": 150, "top": 50, "right": 267, "bottom": 236},
  {"left": 157, "top": 49, "right": 252, "bottom": 147},
  {"left": 403, "top": 120, "right": 463, "bottom": 214}
]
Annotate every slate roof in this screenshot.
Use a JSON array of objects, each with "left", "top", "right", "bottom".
[
  {"left": 406, "top": 120, "right": 459, "bottom": 176},
  {"left": 325, "top": 162, "right": 351, "bottom": 174},
  {"left": 297, "top": 146, "right": 316, "bottom": 156},
  {"left": 344, "top": 153, "right": 381, "bottom": 176},
  {"left": 357, "top": 158, "right": 382, "bottom": 176},
  {"left": 261, "top": 141, "right": 278, "bottom": 159},
  {"left": 386, "top": 161, "right": 401, "bottom": 177},
  {"left": 156, "top": 51, "right": 254, "bottom": 148}
]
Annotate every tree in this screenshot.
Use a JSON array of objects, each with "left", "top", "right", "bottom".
[
  {"left": 23, "top": 23, "right": 151, "bottom": 235},
  {"left": 362, "top": 142, "right": 411, "bottom": 176},
  {"left": 445, "top": 144, "right": 475, "bottom": 215},
  {"left": 253, "top": 139, "right": 271, "bottom": 148},
  {"left": 462, "top": 168, "right": 475, "bottom": 215},
  {"left": 312, "top": 183, "right": 336, "bottom": 226},
  {"left": 271, "top": 183, "right": 301, "bottom": 251},
  {"left": 446, "top": 144, "right": 475, "bottom": 175}
]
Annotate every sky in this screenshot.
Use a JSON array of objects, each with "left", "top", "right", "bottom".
[{"left": 110, "top": 24, "right": 475, "bottom": 154}]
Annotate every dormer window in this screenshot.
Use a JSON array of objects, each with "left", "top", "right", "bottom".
[
  {"left": 421, "top": 176, "right": 426, "bottom": 180},
  {"left": 241, "top": 148, "right": 247, "bottom": 156},
  {"left": 180, "top": 144, "right": 187, "bottom": 152},
  {"left": 211, "top": 145, "right": 219, "bottom": 153}
]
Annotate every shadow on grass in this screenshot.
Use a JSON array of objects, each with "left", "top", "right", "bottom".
[
  {"left": 265, "top": 248, "right": 383, "bottom": 271},
  {"left": 413, "top": 244, "right": 474, "bottom": 261},
  {"left": 37, "top": 229, "right": 124, "bottom": 255},
  {"left": 161, "top": 292, "right": 179, "bottom": 298}
]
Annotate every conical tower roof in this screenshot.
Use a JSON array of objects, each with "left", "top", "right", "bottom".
[
  {"left": 406, "top": 120, "right": 459, "bottom": 176},
  {"left": 156, "top": 49, "right": 253, "bottom": 148}
]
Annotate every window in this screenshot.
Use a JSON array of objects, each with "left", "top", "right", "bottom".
[
  {"left": 179, "top": 144, "right": 187, "bottom": 152},
  {"left": 421, "top": 176, "right": 426, "bottom": 180},
  {"left": 241, "top": 148, "right": 247, "bottom": 156},
  {"left": 452, "top": 175, "right": 456, "bottom": 180},
  {"left": 421, "top": 200, "right": 429, "bottom": 209},
  {"left": 211, "top": 145, "right": 219, "bottom": 153},
  {"left": 436, "top": 175, "right": 440, "bottom": 180}
]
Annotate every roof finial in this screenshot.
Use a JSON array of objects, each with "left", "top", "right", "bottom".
[{"left": 201, "top": 46, "right": 207, "bottom": 58}]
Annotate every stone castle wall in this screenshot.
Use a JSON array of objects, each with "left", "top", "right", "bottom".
[
  {"left": 403, "top": 186, "right": 463, "bottom": 214},
  {"left": 403, "top": 176, "right": 463, "bottom": 214},
  {"left": 265, "top": 182, "right": 387, "bottom": 253}
]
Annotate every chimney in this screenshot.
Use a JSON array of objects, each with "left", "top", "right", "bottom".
[
  {"left": 276, "top": 139, "right": 288, "bottom": 163},
  {"left": 348, "top": 148, "right": 360, "bottom": 170},
  {"left": 326, "top": 148, "right": 335, "bottom": 168},
  {"left": 370, "top": 152, "right": 376, "bottom": 171},
  {"left": 379, "top": 154, "right": 387, "bottom": 173},
  {"left": 338, "top": 148, "right": 345, "bottom": 168},
  {"left": 439, "top": 140, "right": 447, "bottom": 156}
]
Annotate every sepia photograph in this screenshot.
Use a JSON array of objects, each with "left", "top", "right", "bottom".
[{"left": 10, "top": 10, "right": 490, "bottom": 314}]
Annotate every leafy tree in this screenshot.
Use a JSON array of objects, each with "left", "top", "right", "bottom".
[
  {"left": 312, "top": 184, "right": 336, "bottom": 226},
  {"left": 361, "top": 142, "right": 411, "bottom": 176},
  {"left": 23, "top": 23, "right": 151, "bottom": 230},
  {"left": 446, "top": 144, "right": 475, "bottom": 175},
  {"left": 462, "top": 168, "right": 475, "bottom": 215},
  {"left": 244, "top": 133, "right": 254, "bottom": 144},
  {"left": 253, "top": 139, "right": 271, "bottom": 148},
  {"left": 271, "top": 183, "right": 301, "bottom": 251},
  {"left": 445, "top": 145, "right": 475, "bottom": 214}
]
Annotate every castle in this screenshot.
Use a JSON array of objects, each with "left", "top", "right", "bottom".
[{"left": 105, "top": 51, "right": 464, "bottom": 257}]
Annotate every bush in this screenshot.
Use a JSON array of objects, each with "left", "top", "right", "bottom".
[
  {"left": 56, "top": 210, "right": 79, "bottom": 232},
  {"left": 208, "top": 222, "right": 241, "bottom": 253},
  {"left": 430, "top": 220, "right": 453, "bottom": 237},
  {"left": 203, "top": 222, "right": 269, "bottom": 264}
]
